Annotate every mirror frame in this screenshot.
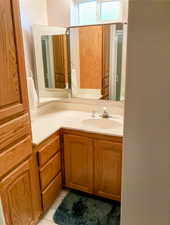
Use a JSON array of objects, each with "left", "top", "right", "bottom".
[{"left": 32, "top": 25, "right": 68, "bottom": 99}]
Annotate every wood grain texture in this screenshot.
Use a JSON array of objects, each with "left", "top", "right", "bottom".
[
  {"left": 0, "top": 0, "right": 42, "bottom": 224},
  {"left": 102, "top": 25, "right": 111, "bottom": 99},
  {"left": 0, "top": 0, "right": 28, "bottom": 122},
  {"left": 40, "top": 152, "right": 61, "bottom": 191},
  {"left": 0, "top": 114, "right": 31, "bottom": 151},
  {"left": 37, "top": 135, "right": 60, "bottom": 168},
  {"left": 64, "top": 134, "right": 93, "bottom": 193},
  {"left": 42, "top": 173, "right": 62, "bottom": 212},
  {"left": 79, "top": 26, "right": 103, "bottom": 89},
  {"left": 94, "top": 140, "right": 122, "bottom": 201},
  {"left": 0, "top": 159, "right": 35, "bottom": 225},
  {"left": 62, "top": 129, "right": 122, "bottom": 202},
  {"left": 0, "top": 136, "right": 32, "bottom": 178},
  {"left": 34, "top": 131, "right": 62, "bottom": 215},
  {"left": 53, "top": 35, "right": 66, "bottom": 88}
]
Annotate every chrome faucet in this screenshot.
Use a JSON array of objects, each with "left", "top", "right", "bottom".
[
  {"left": 101, "top": 107, "right": 110, "bottom": 118},
  {"left": 65, "top": 86, "right": 72, "bottom": 98},
  {"left": 92, "top": 107, "right": 111, "bottom": 119}
]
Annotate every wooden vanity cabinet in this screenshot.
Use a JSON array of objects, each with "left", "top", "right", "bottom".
[
  {"left": 35, "top": 132, "right": 62, "bottom": 212},
  {"left": 94, "top": 140, "right": 122, "bottom": 201},
  {"left": 64, "top": 134, "right": 93, "bottom": 194},
  {"left": 63, "top": 131, "right": 122, "bottom": 201}
]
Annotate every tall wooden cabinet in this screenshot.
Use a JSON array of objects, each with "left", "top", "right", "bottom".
[
  {"left": 0, "top": 0, "right": 42, "bottom": 224},
  {"left": 0, "top": 0, "right": 28, "bottom": 122},
  {"left": 0, "top": 159, "right": 35, "bottom": 225}
]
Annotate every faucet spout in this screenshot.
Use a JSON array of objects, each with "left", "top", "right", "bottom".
[{"left": 102, "top": 107, "right": 110, "bottom": 118}]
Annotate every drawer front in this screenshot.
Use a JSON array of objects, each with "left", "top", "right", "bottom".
[
  {"left": 40, "top": 152, "right": 61, "bottom": 191},
  {"left": 42, "top": 173, "right": 62, "bottom": 211},
  {"left": 38, "top": 136, "right": 60, "bottom": 167},
  {"left": 0, "top": 136, "right": 32, "bottom": 178},
  {"left": 0, "top": 114, "right": 31, "bottom": 150}
]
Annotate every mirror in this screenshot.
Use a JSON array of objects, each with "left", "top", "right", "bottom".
[
  {"left": 33, "top": 24, "right": 127, "bottom": 102},
  {"left": 41, "top": 35, "right": 71, "bottom": 89},
  {"left": 33, "top": 25, "right": 71, "bottom": 100},
  {"left": 69, "top": 24, "right": 127, "bottom": 101}
]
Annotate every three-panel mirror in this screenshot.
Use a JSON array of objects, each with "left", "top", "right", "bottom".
[{"left": 33, "top": 24, "right": 127, "bottom": 102}]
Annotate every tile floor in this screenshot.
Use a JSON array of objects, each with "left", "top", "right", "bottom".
[{"left": 38, "top": 189, "right": 69, "bottom": 225}]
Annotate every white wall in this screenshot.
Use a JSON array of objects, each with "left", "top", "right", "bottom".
[
  {"left": 19, "top": 0, "right": 71, "bottom": 76},
  {"left": 47, "top": 0, "right": 71, "bottom": 27},
  {"left": 121, "top": 1, "right": 170, "bottom": 225},
  {"left": 19, "top": 0, "right": 48, "bottom": 77}
]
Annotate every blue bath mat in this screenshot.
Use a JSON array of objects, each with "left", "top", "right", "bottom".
[{"left": 53, "top": 190, "right": 120, "bottom": 225}]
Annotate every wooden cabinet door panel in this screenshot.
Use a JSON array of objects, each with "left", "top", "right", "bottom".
[
  {"left": 0, "top": 159, "right": 35, "bottom": 225},
  {"left": 94, "top": 140, "right": 122, "bottom": 201},
  {"left": 40, "top": 152, "right": 61, "bottom": 191},
  {"left": 79, "top": 26, "right": 103, "bottom": 89},
  {"left": 64, "top": 134, "right": 93, "bottom": 193},
  {"left": 0, "top": 0, "right": 28, "bottom": 122}
]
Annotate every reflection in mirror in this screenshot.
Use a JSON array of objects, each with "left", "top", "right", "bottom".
[
  {"left": 41, "top": 34, "right": 71, "bottom": 89},
  {"left": 69, "top": 24, "right": 127, "bottom": 101},
  {"left": 33, "top": 25, "right": 71, "bottom": 101}
]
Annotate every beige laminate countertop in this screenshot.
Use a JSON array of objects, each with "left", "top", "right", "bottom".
[{"left": 31, "top": 99, "right": 124, "bottom": 145}]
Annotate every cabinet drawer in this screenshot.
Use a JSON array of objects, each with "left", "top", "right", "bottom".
[
  {"left": 0, "top": 114, "right": 31, "bottom": 150},
  {"left": 0, "top": 136, "right": 32, "bottom": 178},
  {"left": 38, "top": 136, "right": 60, "bottom": 167},
  {"left": 42, "top": 173, "right": 62, "bottom": 211},
  {"left": 40, "top": 152, "right": 61, "bottom": 191}
]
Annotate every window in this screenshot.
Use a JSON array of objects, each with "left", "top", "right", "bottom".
[
  {"left": 79, "top": 0, "right": 97, "bottom": 25},
  {"left": 101, "top": 0, "right": 121, "bottom": 21},
  {"left": 72, "top": 0, "right": 123, "bottom": 26}
]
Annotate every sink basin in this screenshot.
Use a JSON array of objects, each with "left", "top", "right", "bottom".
[{"left": 82, "top": 118, "right": 122, "bottom": 129}]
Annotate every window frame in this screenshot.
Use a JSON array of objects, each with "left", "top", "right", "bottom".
[{"left": 71, "top": 0, "right": 124, "bottom": 26}]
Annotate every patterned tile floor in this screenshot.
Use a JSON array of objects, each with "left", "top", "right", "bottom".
[{"left": 38, "top": 189, "right": 69, "bottom": 225}]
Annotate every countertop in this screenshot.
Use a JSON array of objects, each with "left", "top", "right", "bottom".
[{"left": 31, "top": 99, "right": 124, "bottom": 145}]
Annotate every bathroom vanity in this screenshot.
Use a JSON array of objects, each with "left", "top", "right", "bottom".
[
  {"left": 32, "top": 100, "right": 123, "bottom": 213},
  {"left": 31, "top": 14, "right": 125, "bottom": 216},
  {"left": 63, "top": 129, "right": 122, "bottom": 201},
  {"left": 0, "top": 0, "right": 124, "bottom": 224}
]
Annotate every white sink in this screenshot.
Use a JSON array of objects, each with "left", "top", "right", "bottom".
[{"left": 82, "top": 118, "right": 122, "bottom": 129}]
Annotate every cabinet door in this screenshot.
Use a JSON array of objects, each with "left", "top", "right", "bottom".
[
  {"left": 64, "top": 134, "right": 93, "bottom": 193},
  {"left": 79, "top": 26, "right": 103, "bottom": 89},
  {"left": 0, "top": 0, "right": 28, "bottom": 122},
  {"left": 94, "top": 140, "right": 122, "bottom": 201},
  {"left": 0, "top": 159, "right": 36, "bottom": 225}
]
